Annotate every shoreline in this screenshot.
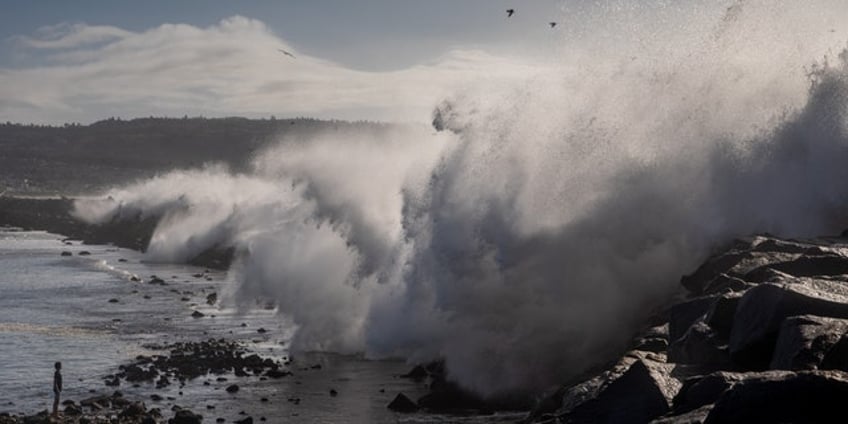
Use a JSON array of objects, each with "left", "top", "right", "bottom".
[
  {"left": 8, "top": 197, "right": 848, "bottom": 422},
  {"left": 0, "top": 207, "right": 518, "bottom": 423}
]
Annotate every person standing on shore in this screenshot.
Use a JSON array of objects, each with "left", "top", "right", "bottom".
[{"left": 52, "top": 362, "right": 62, "bottom": 417}]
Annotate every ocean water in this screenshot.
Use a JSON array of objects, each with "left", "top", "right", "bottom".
[{"left": 0, "top": 228, "right": 519, "bottom": 423}]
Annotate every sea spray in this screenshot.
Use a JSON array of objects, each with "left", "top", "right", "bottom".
[{"left": 73, "top": 0, "right": 848, "bottom": 397}]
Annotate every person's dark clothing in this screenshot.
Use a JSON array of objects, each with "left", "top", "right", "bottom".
[{"left": 53, "top": 370, "right": 62, "bottom": 394}]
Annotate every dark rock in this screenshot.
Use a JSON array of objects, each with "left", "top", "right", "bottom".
[
  {"left": 191, "top": 310, "right": 204, "bottom": 318},
  {"left": 329, "top": 389, "right": 338, "bottom": 397},
  {"left": 672, "top": 372, "right": 745, "bottom": 414},
  {"left": 264, "top": 369, "right": 291, "bottom": 378},
  {"left": 63, "top": 403, "right": 82, "bottom": 416},
  {"left": 148, "top": 276, "right": 166, "bottom": 285},
  {"left": 120, "top": 401, "right": 147, "bottom": 418},
  {"left": 668, "top": 321, "right": 730, "bottom": 366},
  {"left": 669, "top": 296, "right": 718, "bottom": 344},
  {"left": 257, "top": 328, "right": 267, "bottom": 334},
  {"left": 680, "top": 242, "right": 797, "bottom": 295},
  {"left": 60, "top": 251, "right": 72, "bottom": 256},
  {"left": 118, "top": 258, "right": 128, "bottom": 262},
  {"left": 151, "top": 394, "right": 163, "bottom": 401},
  {"left": 702, "top": 273, "right": 751, "bottom": 295},
  {"left": 560, "top": 359, "right": 681, "bottom": 424},
  {"left": 729, "top": 282, "right": 848, "bottom": 370},
  {"left": 634, "top": 337, "right": 668, "bottom": 353},
  {"left": 108, "top": 298, "right": 119, "bottom": 303},
  {"left": 78, "top": 250, "right": 91, "bottom": 256},
  {"left": 750, "top": 254, "right": 848, "bottom": 279},
  {"left": 704, "top": 371, "right": 848, "bottom": 423},
  {"left": 821, "top": 334, "right": 848, "bottom": 371},
  {"left": 226, "top": 384, "right": 239, "bottom": 393},
  {"left": 652, "top": 405, "right": 713, "bottom": 424},
  {"left": 387, "top": 393, "right": 419, "bottom": 413},
  {"left": 22, "top": 411, "right": 50, "bottom": 424},
  {"left": 770, "top": 315, "right": 848, "bottom": 370},
  {"left": 206, "top": 292, "right": 217, "bottom": 305},
  {"left": 234, "top": 417, "right": 253, "bottom": 424},
  {"left": 703, "top": 293, "right": 743, "bottom": 339},
  {"left": 400, "top": 365, "right": 428, "bottom": 381},
  {"left": 169, "top": 409, "right": 203, "bottom": 424}
]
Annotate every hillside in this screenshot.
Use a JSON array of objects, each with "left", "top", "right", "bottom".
[{"left": 0, "top": 117, "right": 394, "bottom": 195}]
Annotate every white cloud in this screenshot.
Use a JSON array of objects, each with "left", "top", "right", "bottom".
[
  {"left": 0, "top": 16, "right": 547, "bottom": 124},
  {"left": 15, "top": 22, "right": 133, "bottom": 49}
]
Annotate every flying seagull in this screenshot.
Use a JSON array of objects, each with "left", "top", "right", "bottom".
[
  {"left": 549, "top": 22, "right": 557, "bottom": 28},
  {"left": 506, "top": 9, "right": 515, "bottom": 17},
  {"left": 277, "top": 48, "right": 296, "bottom": 59}
]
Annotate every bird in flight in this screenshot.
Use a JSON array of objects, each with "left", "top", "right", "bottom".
[
  {"left": 506, "top": 9, "right": 515, "bottom": 17},
  {"left": 277, "top": 48, "right": 296, "bottom": 58},
  {"left": 549, "top": 22, "right": 557, "bottom": 28}
]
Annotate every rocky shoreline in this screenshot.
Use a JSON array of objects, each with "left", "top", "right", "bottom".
[
  {"left": 6, "top": 196, "right": 848, "bottom": 423},
  {"left": 521, "top": 232, "right": 848, "bottom": 423}
]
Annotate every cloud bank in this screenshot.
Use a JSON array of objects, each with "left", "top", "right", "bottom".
[{"left": 0, "top": 16, "right": 544, "bottom": 124}]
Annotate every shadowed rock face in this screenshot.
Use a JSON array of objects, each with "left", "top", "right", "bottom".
[
  {"left": 559, "top": 359, "right": 679, "bottom": 424},
  {"left": 770, "top": 315, "right": 848, "bottom": 370},
  {"left": 729, "top": 281, "right": 848, "bottom": 369},
  {"left": 703, "top": 371, "right": 848, "bottom": 424},
  {"left": 524, "top": 233, "right": 848, "bottom": 424}
]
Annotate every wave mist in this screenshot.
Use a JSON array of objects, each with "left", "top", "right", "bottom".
[{"left": 74, "top": 1, "right": 848, "bottom": 397}]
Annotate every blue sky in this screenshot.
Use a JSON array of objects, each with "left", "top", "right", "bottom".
[{"left": 0, "top": 0, "right": 565, "bottom": 70}]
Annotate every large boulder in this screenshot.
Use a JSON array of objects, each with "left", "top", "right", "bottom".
[
  {"left": 753, "top": 254, "right": 848, "bottom": 279},
  {"left": 703, "top": 370, "right": 848, "bottom": 424},
  {"left": 671, "top": 372, "right": 745, "bottom": 414},
  {"left": 387, "top": 393, "right": 419, "bottom": 413},
  {"left": 669, "top": 296, "right": 719, "bottom": 344},
  {"left": 729, "top": 281, "right": 848, "bottom": 370},
  {"left": 703, "top": 293, "right": 742, "bottom": 339},
  {"left": 770, "top": 315, "right": 848, "bottom": 370},
  {"left": 560, "top": 359, "right": 681, "bottom": 424},
  {"left": 680, "top": 239, "right": 800, "bottom": 295},
  {"left": 821, "top": 334, "right": 848, "bottom": 370},
  {"left": 668, "top": 322, "right": 730, "bottom": 366},
  {"left": 169, "top": 409, "right": 202, "bottom": 424}
]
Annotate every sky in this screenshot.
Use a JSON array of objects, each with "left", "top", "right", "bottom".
[{"left": 0, "top": 0, "right": 568, "bottom": 124}]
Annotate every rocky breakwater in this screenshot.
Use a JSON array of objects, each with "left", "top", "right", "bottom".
[{"left": 524, "top": 233, "right": 848, "bottom": 424}]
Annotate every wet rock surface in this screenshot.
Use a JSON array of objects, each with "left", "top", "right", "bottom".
[
  {"left": 0, "top": 391, "right": 170, "bottom": 424},
  {"left": 103, "top": 339, "right": 287, "bottom": 388},
  {"left": 525, "top": 234, "right": 848, "bottom": 423}
]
